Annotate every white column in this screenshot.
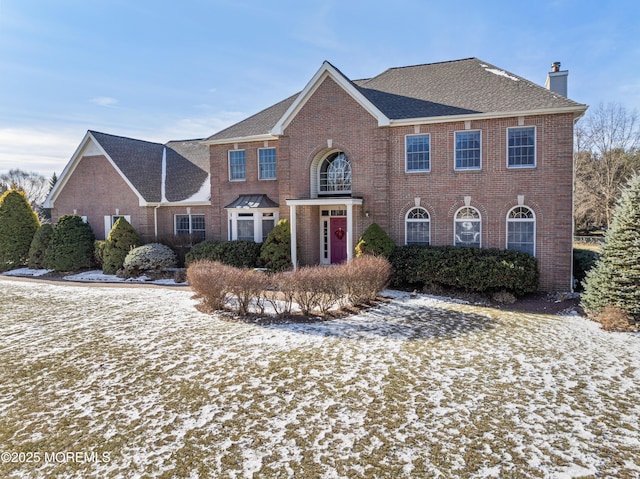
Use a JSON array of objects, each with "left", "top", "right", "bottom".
[
  {"left": 290, "top": 204, "right": 297, "bottom": 270},
  {"left": 346, "top": 203, "right": 353, "bottom": 262}
]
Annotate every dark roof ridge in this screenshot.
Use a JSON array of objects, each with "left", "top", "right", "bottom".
[{"left": 88, "top": 130, "right": 164, "bottom": 146}]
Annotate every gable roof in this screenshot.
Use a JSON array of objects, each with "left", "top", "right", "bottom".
[
  {"left": 46, "top": 131, "right": 210, "bottom": 208},
  {"left": 205, "top": 58, "right": 587, "bottom": 143}
]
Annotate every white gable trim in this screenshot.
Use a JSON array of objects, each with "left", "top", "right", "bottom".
[
  {"left": 44, "top": 131, "right": 148, "bottom": 208},
  {"left": 271, "top": 61, "right": 390, "bottom": 136}
]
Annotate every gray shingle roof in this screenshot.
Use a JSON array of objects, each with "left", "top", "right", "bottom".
[
  {"left": 356, "top": 58, "right": 582, "bottom": 118},
  {"left": 206, "top": 58, "right": 585, "bottom": 141},
  {"left": 90, "top": 131, "right": 209, "bottom": 203},
  {"left": 225, "top": 194, "right": 279, "bottom": 209}
]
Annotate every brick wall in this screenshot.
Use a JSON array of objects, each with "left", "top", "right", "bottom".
[{"left": 208, "top": 76, "right": 576, "bottom": 291}]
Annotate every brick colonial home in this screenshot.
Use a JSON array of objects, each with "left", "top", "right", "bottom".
[{"left": 46, "top": 58, "right": 587, "bottom": 291}]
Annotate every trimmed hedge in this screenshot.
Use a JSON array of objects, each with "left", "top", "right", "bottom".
[
  {"left": 185, "top": 240, "right": 262, "bottom": 268},
  {"left": 259, "top": 219, "right": 292, "bottom": 271},
  {"left": 390, "top": 245, "right": 539, "bottom": 295},
  {"left": 27, "top": 223, "right": 54, "bottom": 269},
  {"left": 0, "top": 189, "right": 40, "bottom": 272},
  {"left": 121, "top": 243, "right": 177, "bottom": 277},
  {"left": 355, "top": 222, "right": 396, "bottom": 258},
  {"left": 44, "top": 215, "right": 95, "bottom": 271}
]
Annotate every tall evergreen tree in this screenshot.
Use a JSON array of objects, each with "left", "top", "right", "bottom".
[
  {"left": 102, "top": 217, "right": 140, "bottom": 274},
  {"left": 259, "top": 219, "right": 292, "bottom": 272},
  {"left": 44, "top": 215, "right": 95, "bottom": 271},
  {"left": 0, "top": 188, "right": 40, "bottom": 272},
  {"left": 582, "top": 173, "right": 640, "bottom": 324}
]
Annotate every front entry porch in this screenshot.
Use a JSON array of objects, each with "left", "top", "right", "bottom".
[{"left": 285, "top": 197, "right": 363, "bottom": 269}]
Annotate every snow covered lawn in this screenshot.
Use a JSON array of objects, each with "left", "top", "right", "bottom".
[{"left": 1, "top": 279, "right": 639, "bottom": 478}]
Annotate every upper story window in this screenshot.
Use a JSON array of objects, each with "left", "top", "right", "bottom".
[
  {"left": 507, "top": 206, "right": 535, "bottom": 256},
  {"left": 319, "top": 152, "right": 351, "bottom": 194},
  {"left": 455, "top": 130, "right": 481, "bottom": 170},
  {"left": 229, "top": 150, "right": 246, "bottom": 181},
  {"left": 406, "top": 134, "right": 430, "bottom": 172},
  {"left": 507, "top": 126, "right": 536, "bottom": 168},
  {"left": 405, "top": 207, "right": 430, "bottom": 245},
  {"left": 454, "top": 207, "right": 481, "bottom": 247},
  {"left": 258, "top": 148, "right": 276, "bottom": 180}
]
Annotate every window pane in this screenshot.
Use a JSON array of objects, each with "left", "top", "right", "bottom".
[
  {"left": 455, "top": 220, "right": 481, "bottom": 247},
  {"left": 406, "top": 135, "right": 430, "bottom": 171},
  {"left": 507, "top": 221, "right": 534, "bottom": 256},
  {"left": 262, "top": 219, "right": 275, "bottom": 242},
  {"left": 229, "top": 150, "right": 246, "bottom": 180},
  {"left": 237, "top": 219, "right": 254, "bottom": 241},
  {"left": 191, "top": 215, "right": 205, "bottom": 241},
  {"left": 259, "top": 148, "right": 276, "bottom": 180},
  {"left": 175, "top": 215, "right": 190, "bottom": 235},
  {"left": 320, "top": 152, "right": 351, "bottom": 192},
  {"left": 406, "top": 221, "right": 430, "bottom": 245},
  {"left": 508, "top": 127, "right": 535, "bottom": 167},
  {"left": 455, "top": 131, "right": 481, "bottom": 169}
]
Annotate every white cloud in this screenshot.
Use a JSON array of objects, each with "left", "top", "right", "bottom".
[
  {"left": 90, "top": 97, "right": 118, "bottom": 107},
  {"left": 0, "top": 127, "right": 81, "bottom": 177}
]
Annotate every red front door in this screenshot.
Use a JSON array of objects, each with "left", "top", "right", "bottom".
[{"left": 330, "top": 217, "right": 347, "bottom": 264}]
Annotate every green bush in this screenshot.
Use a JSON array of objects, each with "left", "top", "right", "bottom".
[
  {"left": 121, "top": 243, "right": 177, "bottom": 277},
  {"left": 573, "top": 248, "right": 599, "bottom": 291},
  {"left": 0, "top": 189, "right": 40, "bottom": 272},
  {"left": 103, "top": 217, "right": 140, "bottom": 274},
  {"left": 186, "top": 240, "right": 261, "bottom": 268},
  {"left": 44, "top": 215, "right": 95, "bottom": 271},
  {"left": 355, "top": 222, "right": 396, "bottom": 258},
  {"left": 27, "top": 223, "right": 54, "bottom": 269},
  {"left": 582, "top": 173, "right": 640, "bottom": 324},
  {"left": 259, "top": 219, "right": 292, "bottom": 271},
  {"left": 390, "top": 245, "right": 538, "bottom": 296},
  {"left": 93, "top": 240, "right": 106, "bottom": 269}
]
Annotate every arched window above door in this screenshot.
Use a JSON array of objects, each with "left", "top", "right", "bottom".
[{"left": 319, "top": 152, "right": 351, "bottom": 194}]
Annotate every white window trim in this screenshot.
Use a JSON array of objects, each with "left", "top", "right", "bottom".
[
  {"left": 404, "top": 207, "right": 431, "bottom": 245},
  {"left": 454, "top": 129, "right": 482, "bottom": 171},
  {"left": 506, "top": 126, "right": 536, "bottom": 169},
  {"left": 257, "top": 147, "right": 277, "bottom": 181},
  {"left": 227, "top": 208, "right": 279, "bottom": 243},
  {"left": 453, "top": 206, "right": 482, "bottom": 247},
  {"left": 405, "top": 133, "right": 431, "bottom": 173},
  {"left": 506, "top": 206, "right": 536, "bottom": 256},
  {"left": 174, "top": 214, "right": 206, "bottom": 237},
  {"left": 228, "top": 149, "right": 246, "bottom": 182}
]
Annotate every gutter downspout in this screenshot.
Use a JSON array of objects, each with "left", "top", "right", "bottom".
[{"left": 154, "top": 147, "right": 168, "bottom": 241}]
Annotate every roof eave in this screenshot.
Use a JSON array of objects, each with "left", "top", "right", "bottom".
[
  {"left": 388, "top": 105, "right": 588, "bottom": 127},
  {"left": 271, "top": 61, "right": 390, "bottom": 136},
  {"left": 201, "top": 133, "right": 280, "bottom": 146}
]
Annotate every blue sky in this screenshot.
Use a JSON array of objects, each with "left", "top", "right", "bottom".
[{"left": 1, "top": 0, "right": 639, "bottom": 178}]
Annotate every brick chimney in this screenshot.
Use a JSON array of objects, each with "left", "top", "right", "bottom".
[{"left": 545, "top": 61, "right": 568, "bottom": 97}]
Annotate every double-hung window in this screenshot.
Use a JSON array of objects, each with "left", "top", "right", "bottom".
[
  {"left": 405, "top": 207, "right": 430, "bottom": 245},
  {"left": 175, "top": 214, "right": 206, "bottom": 241},
  {"left": 455, "top": 130, "right": 481, "bottom": 170},
  {"left": 507, "top": 206, "right": 535, "bottom": 256},
  {"left": 406, "top": 134, "right": 430, "bottom": 172},
  {"left": 258, "top": 148, "right": 276, "bottom": 180},
  {"left": 507, "top": 127, "right": 536, "bottom": 168},
  {"left": 229, "top": 150, "right": 246, "bottom": 181}
]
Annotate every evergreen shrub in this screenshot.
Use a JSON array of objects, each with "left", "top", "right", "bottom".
[
  {"left": 27, "top": 223, "right": 54, "bottom": 269},
  {"left": 0, "top": 189, "right": 40, "bottom": 272},
  {"left": 93, "top": 241, "right": 106, "bottom": 269},
  {"left": 390, "top": 245, "right": 538, "bottom": 295},
  {"left": 44, "top": 215, "right": 95, "bottom": 271},
  {"left": 103, "top": 217, "right": 140, "bottom": 274},
  {"left": 121, "top": 243, "right": 177, "bottom": 277},
  {"left": 185, "top": 240, "right": 261, "bottom": 268},
  {"left": 582, "top": 173, "right": 640, "bottom": 326},
  {"left": 259, "top": 219, "right": 293, "bottom": 271},
  {"left": 355, "top": 223, "right": 396, "bottom": 258}
]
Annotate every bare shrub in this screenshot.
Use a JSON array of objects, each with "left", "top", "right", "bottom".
[
  {"left": 186, "top": 261, "right": 234, "bottom": 312},
  {"left": 263, "top": 272, "right": 295, "bottom": 316},
  {"left": 597, "top": 306, "right": 634, "bottom": 332},
  {"left": 289, "top": 267, "right": 325, "bottom": 316},
  {"left": 343, "top": 256, "right": 391, "bottom": 306},
  {"left": 311, "top": 267, "right": 346, "bottom": 314},
  {"left": 226, "top": 268, "right": 269, "bottom": 316}
]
